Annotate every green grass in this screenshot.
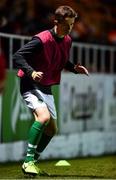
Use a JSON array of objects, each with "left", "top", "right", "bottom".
[{"left": 0, "top": 155, "right": 116, "bottom": 179}]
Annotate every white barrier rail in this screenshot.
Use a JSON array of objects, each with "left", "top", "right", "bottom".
[
  {"left": 70, "top": 42, "right": 116, "bottom": 73},
  {"left": 0, "top": 32, "right": 116, "bottom": 73}
]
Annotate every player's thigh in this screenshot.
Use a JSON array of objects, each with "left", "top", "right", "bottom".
[
  {"left": 22, "top": 90, "right": 51, "bottom": 123},
  {"left": 44, "top": 118, "right": 58, "bottom": 136},
  {"left": 33, "top": 106, "right": 51, "bottom": 123}
]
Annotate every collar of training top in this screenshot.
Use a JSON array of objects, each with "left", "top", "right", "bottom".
[{"left": 49, "top": 28, "right": 64, "bottom": 42}]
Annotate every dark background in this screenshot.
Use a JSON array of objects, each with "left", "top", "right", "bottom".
[{"left": 0, "top": 0, "right": 116, "bottom": 45}]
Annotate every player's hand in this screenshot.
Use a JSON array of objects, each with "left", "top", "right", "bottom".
[
  {"left": 31, "top": 71, "right": 44, "bottom": 82},
  {"left": 74, "top": 63, "right": 89, "bottom": 76}
]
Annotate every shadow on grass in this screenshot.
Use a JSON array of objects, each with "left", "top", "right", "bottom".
[
  {"left": 49, "top": 174, "right": 112, "bottom": 179},
  {"left": 16, "top": 174, "right": 114, "bottom": 179}
]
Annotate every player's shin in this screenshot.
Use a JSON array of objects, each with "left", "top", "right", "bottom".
[
  {"left": 34, "top": 132, "right": 53, "bottom": 161},
  {"left": 24, "top": 121, "right": 44, "bottom": 163}
]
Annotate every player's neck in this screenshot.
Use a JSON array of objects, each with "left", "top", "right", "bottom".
[{"left": 54, "top": 26, "right": 65, "bottom": 38}]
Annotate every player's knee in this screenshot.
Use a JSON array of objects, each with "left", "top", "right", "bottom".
[
  {"left": 34, "top": 113, "right": 50, "bottom": 124},
  {"left": 53, "top": 125, "right": 58, "bottom": 135},
  {"left": 34, "top": 108, "right": 51, "bottom": 124},
  {"left": 51, "top": 126, "right": 58, "bottom": 136},
  {"left": 50, "top": 127, "right": 57, "bottom": 136},
  {"left": 39, "top": 114, "right": 51, "bottom": 124},
  {"left": 50, "top": 120, "right": 58, "bottom": 135},
  {"left": 45, "top": 123, "right": 58, "bottom": 136}
]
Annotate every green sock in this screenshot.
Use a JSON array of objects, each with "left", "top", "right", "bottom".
[
  {"left": 34, "top": 132, "right": 53, "bottom": 161},
  {"left": 25, "top": 121, "right": 44, "bottom": 163}
]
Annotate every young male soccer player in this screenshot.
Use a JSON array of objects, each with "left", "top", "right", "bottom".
[{"left": 13, "top": 5, "right": 89, "bottom": 175}]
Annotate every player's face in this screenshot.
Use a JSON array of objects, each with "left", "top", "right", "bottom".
[{"left": 59, "top": 17, "right": 75, "bottom": 36}]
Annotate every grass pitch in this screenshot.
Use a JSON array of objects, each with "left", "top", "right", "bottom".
[{"left": 0, "top": 155, "right": 116, "bottom": 179}]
